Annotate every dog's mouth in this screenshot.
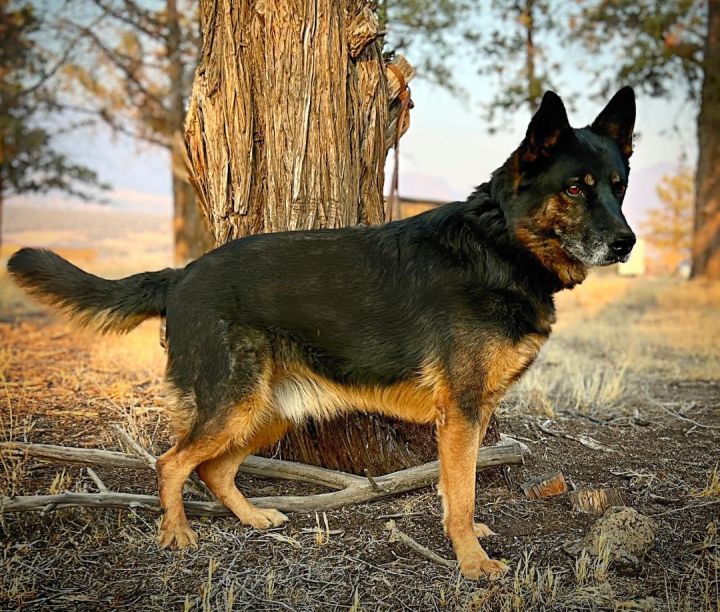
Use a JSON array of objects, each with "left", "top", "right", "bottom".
[{"left": 557, "top": 231, "right": 634, "bottom": 267}]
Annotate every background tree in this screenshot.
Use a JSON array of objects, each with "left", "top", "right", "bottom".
[
  {"left": 184, "top": 0, "right": 498, "bottom": 475},
  {"left": 642, "top": 167, "right": 694, "bottom": 273},
  {"left": 379, "top": 0, "right": 479, "bottom": 94},
  {"left": 575, "top": 0, "right": 719, "bottom": 279},
  {"left": 0, "top": 0, "right": 106, "bottom": 250},
  {"left": 380, "top": 0, "right": 559, "bottom": 128},
  {"left": 477, "top": 0, "right": 557, "bottom": 127},
  {"left": 55, "top": 0, "right": 486, "bottom": 263},
  {"left": 59, "top": 0, "right": 213, "bottom": 264}
]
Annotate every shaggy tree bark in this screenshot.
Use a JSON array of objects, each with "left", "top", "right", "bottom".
[
  {"left": 692, "top": 0, "right": 720, "bottom": 279},
  {"left": 184, "top": 1, "right": 497, "bottom": 474}
]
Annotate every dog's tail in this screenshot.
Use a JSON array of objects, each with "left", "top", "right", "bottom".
[{"left": 7, "top": 248, "right": 183, "bottom": 333}]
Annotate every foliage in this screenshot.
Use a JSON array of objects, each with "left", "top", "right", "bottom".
[
  {"left": 379, "top": 0, "right": 481, "bottom": 95},
  {"left": 381, "top": 0, "right": 560, "bottom": 126},
  {"left": 574, "top": 0, "right": 707, "bottom": 99},
  {"left": 58, "top": 0, "right": 199, "bottom": 148},
  {"left": 0, "top": 1, "right": 106, "bottom": 202},
  {"left": 642, "top": 167, "right": 694, "bottom": 273},
  {"left": 476, "top": 0, "right": 559, "bottom": 127}
]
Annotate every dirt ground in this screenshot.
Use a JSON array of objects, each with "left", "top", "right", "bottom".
[{"left": 1, "top": 265, "right": 719, "bottom": 611}]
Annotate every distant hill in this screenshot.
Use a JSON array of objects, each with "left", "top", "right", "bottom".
[{"left": 3, "top": 201, "right": 173, "bottom": 268}]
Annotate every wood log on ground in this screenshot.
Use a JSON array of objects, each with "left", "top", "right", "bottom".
[
  {"left": 569, "top": 488, "right": 625, "bottom": 515},
  {"left": 0, "top": 441, "right": 524, "bottom": 514},
  {"left": 522, "top": 471, "right": 568, "bottom": 499}
]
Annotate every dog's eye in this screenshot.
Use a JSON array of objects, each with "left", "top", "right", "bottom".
[
  {"left": 615, "top": 184, "right": 627, "bottom": 197},
  {"left": 566, "top": 185, "right": 583, "bottom": 197}
]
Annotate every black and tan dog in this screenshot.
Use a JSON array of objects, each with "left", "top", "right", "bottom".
[{"left": 8, "top": 88, "right": 636, "bottom": 579}]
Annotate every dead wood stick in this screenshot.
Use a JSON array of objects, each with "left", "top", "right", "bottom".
[
  {"left": 0, "top": 442, "right": 148, "bottom": 469},
  {"left": 385, "top": 520, "right": 456, "bottom": 569},
  {"left": 0, "top": 442, "right": 364, "bottom": 490},
  {"left": 111, "top": 425, "right": 212, "bottom": 499},
  {"left": 0, "top": 443, "right": 523, "bottom": 514},
  {"left": 111, "top": 425, "right": 156, "bottom": 469},
  {"left": 85, "top": 467, "right": 108, "bottom": 493},
  {"left": 386, "top": 55, "right": 415, "bottom": 101}
]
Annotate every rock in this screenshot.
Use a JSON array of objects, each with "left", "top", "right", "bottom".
[{"left": 567, "top": 506, "right": 656, "bottom": 565}]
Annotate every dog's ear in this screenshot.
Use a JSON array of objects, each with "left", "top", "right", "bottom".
[
  {"left": 520, "top": 91, "right": 571, "bottom": 163},
  {"left": 591, "top": 86, "right": 636, "bottom": 158}
]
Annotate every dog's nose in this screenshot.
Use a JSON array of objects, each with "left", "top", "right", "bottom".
[{"left": 609, "top": 232, "right": 636, "bottom": 258}]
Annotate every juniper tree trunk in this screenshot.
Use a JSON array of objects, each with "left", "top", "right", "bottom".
[
  {"left": 171, "top": 147, "right": 214, "bottom": 264},
  {"left": 184, "top": 0, "right": 498, "bottom": 474},
  {"left": 692, "top": 0, "right": 720, "bottom": 278},
  {"left": 167, "top": 0, "right": 214, "bottom": 264},
  {"left": 0, "top": 180, "right": 4, "bottom": 252}
]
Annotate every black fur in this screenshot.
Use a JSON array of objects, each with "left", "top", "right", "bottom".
[
  {"left": 7, "top": 89, "right": 636, "bottom": 432},
  {"left": 7, "top": 248, "right": 181, "bottom": 333}
]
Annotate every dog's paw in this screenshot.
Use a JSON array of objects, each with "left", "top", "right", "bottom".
[
  {"left": 158, "top": 520, "right": 198, "bottom": 549},
  {"left": 473, "top": 522, "right": 497, "bottom": 539},
  {"left": 244, "top": 508, "right": 289, "bottom": 530},
  {"left": 459, "top": 555, "right": 510, "bottom": 580}
]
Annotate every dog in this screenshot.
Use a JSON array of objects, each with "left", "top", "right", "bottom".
[{"left": 7, "top": 87, "right": 636, "bottom": 579}]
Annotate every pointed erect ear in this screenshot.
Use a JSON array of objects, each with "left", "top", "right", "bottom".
[
  {"left": 591, "top": 86, "right": 636, "bottom": 158},
  {"left": 521, "top": 91, "right": 571, "bottom": 163}
]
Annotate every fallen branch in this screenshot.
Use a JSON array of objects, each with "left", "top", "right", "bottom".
[
  {"left": 0, "top": 441, "right": 523, "bottom": 514},
  {"left": 385, "top": 520, "right": 456, "bottom": 569},
  {"left": 0, "top": 441, "right": 364, "bottom": 490},
  {"left": 85, "top": 467, "right": 108, "bottom": 493},
  {"left": 535, "top": 421, "right": 616, "bottom": 453},
  {"left": 111, "top": 425, "right": 213, "bottom": 500}
]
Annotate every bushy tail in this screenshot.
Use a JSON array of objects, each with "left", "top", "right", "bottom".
[{"left": 7, "top": 248, "right": 183, "bottom": 333}]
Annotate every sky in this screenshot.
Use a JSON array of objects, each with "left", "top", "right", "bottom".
[{"left": 11, "top": 3, "right": 699, "bottom": 237}]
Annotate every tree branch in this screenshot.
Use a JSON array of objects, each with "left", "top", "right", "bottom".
[
  {"left": 0, "top": 441, "right": 524, "bottom": 514},
  {"left": 62, "top": 19, "right": 166, "bottom": 111},
  {"left": 90, "top": 0, "right": 165, "bottom": 40}
]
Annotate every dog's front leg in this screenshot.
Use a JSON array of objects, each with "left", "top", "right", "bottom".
[{"left": 437, "top": 406, "right": 509, "bottom": 580}]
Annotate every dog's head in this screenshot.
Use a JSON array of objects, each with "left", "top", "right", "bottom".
[{"left": 501, "top": 88, "right": 636, "bottom": 286}]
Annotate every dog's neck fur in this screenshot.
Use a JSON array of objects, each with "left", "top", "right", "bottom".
[{"left": 464, "top": 163, "right": 588, "bottom": 293}]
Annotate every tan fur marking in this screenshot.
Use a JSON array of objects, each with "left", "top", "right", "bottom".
[
  {"left": 515, "top": 194, "right": 588, "bottom": 288},
  {"left": 270, "top": 361, "right": 442, "bottom": 426},
  {"left": 157, "top": 369, "right": 281, "bottom": 549},
  {"left": 584, "top": 174, "right": 596, "bottom": 186},
  {"left": 436, "top": 397, "right": 508, "bottom": 579},
  {"left": 196, "top": 421, "right": 290, "bottom": 530},
  {"left": 480, "top": 333, "right": 546, "bottom": 399},
  {"left": 163, "top": 381, "right": 197, "bottom": 440}
]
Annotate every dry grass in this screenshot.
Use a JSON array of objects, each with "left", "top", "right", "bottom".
[
  {"left": 504, "top": 274, "right": 720, "bottom": 419},
  {"left": 693, "top": 465, "right": 720, "bottom": 500}
]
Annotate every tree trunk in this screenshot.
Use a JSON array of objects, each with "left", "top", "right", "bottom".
[
  {"left": 171, "top": 158, "right": 214, "bottom": 264},
  {"left": 691, "top": 0, "right": 720, "bottom": 278},
  {"left": 167, "top": 0, "right": 214, "bottom": 265},
  {"left": 0, "top": 181, "right": 4, "bottom": 252},
  {"left": 184, "top": 1, "right": 497, "bottom": 474}
]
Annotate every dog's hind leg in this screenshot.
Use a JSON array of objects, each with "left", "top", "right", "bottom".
[
  {"left": 156, "top": 440, "right": 225, "bottom": 549},
  {"left": 196, "top": 419, "right": 291, "bottom": 530}
]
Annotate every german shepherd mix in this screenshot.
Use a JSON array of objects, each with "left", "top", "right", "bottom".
[{"left": 8, "top": 88, "right": 636, "bottom": 579}]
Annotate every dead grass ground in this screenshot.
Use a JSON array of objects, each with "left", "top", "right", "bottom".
[{"left": 0, "top": 261, "right": 718, "bottom": 610}]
